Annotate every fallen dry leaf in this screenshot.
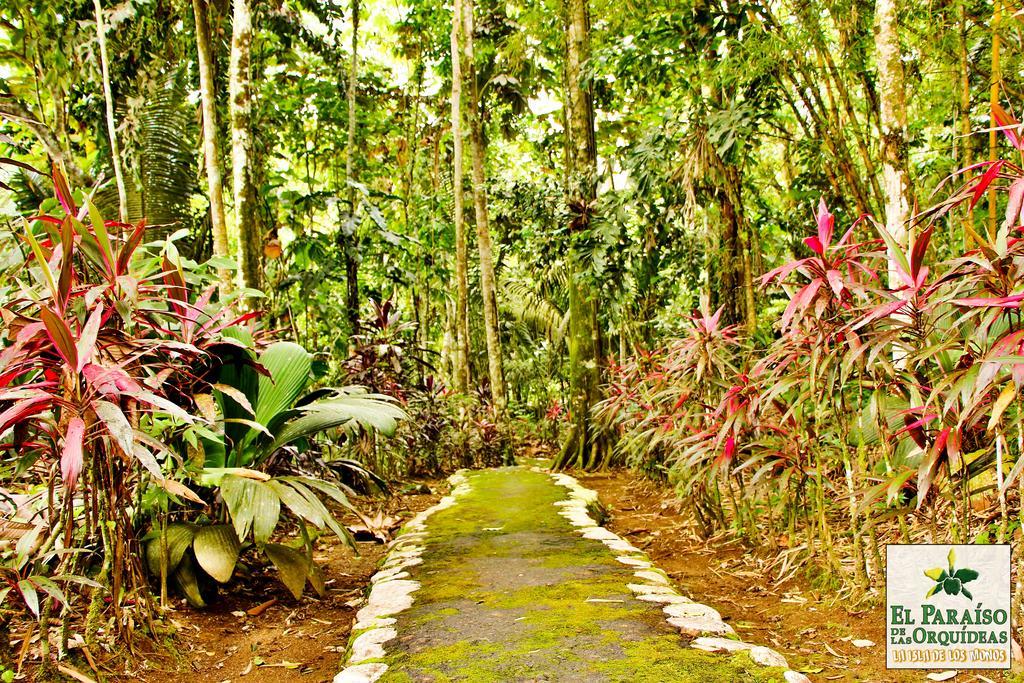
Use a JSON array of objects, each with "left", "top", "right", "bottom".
[
  {"left": 822, "top": 642, "right": 846, "bottom": 659},
  {"left": 247, "top": 598, "right": 277, "bottom": 616},
  {"left": 56, "top": 663, "right": 96, "bottom": 683}
]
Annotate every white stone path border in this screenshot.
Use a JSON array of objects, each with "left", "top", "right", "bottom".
[
  {"left": 547, "top": 470, "right": 812, "bottom": 683},
  {"left": 334, "top": 470, "right": 472, "bottom": 683},
  {"left": 334, "top": 468, "right": 812, "bottom": 683}
]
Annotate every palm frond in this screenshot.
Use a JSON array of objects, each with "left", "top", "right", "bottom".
[
  {"left": 94, "top": 68, "right": 198, "bottom": 235},
  {"left": 265, "top": 390, "right": 406, "bottom": 455},
  {"left": 500, "top": 279, "right": 568, "bottom": 349}
]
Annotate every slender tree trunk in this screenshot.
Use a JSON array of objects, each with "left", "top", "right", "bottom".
[
  {"left": 462, "top": 0, "right": 507, "bottom": 411},
  {"left": 406, "top": 60, "right": 427, "bottom": 369},
  {"left": 718, "top": 189, "right": 743, "bottom": 325},
  {"left": 192, "top": 0, "right": 234, "bottom": 297},
  {"left": 715, "top": 160, "right": 755, "bottom": 332},
  {"left": 874, "top": 0, "right": 913, "bottom": 287},
  {"left": 229, "top": 0, "right": 260, "bottom": 298},
  {"left": 450, "top": 0, "right": 471, "bottom": 393},
  {"left": 94, "top": 0, "right": 128, "bottom": 221},
  {"left": 403, "top": 60, "right": 424, "bottom": 234},
  {"left": 820, "top": 51, "right": 883, "bottom": 214},
  {"left": 795, "top": 4, "right": 883, "bottom": 214},
  {"left": 741, "top": 229, "right": 756, "bottom": 333},
  {"left": 343, "top": 0, "right": 361, "bottom": 336},
  {"left": 554, "top": 0, "right": 604, "bottom": 470},
  {"left": 442, "top": 297, "right": 456, "bottom": 382},
  {"left": 759, "top": 7, "right": 874, "bottom": 215},
  {"left": 959, "top": 3, "right": 974, "bottom": 246},
  {"left": 988, "top": 0, "right": 1002, "bottom": 239}
]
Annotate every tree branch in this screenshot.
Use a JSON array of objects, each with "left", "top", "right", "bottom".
[{"left": 0, "top": 95, "right": 93, "bottom": 188}]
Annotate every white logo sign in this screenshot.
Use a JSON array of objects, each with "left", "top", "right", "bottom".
[{"left": 886, "top": 544, "right": 1011, "bottom": 669}]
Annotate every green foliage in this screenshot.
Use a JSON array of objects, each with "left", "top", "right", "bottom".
[
  {"left": 206, "top": 340, "right": 405, "bottom": 469},
  {"left": 2, "top": 0, "right": 1024, "bottom": 668},
  {"left": 145, "top": 339, "right": 406, "bottom": 604}
]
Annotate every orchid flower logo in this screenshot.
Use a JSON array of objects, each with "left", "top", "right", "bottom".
[{"left": 924, "top": 548, "right": 979, "bottom": 600}]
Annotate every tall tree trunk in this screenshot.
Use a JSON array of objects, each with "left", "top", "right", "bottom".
[
  {"left": 229, "top": 0, "right": 260, "bottom": 298},
  {"left": 959, "top": 3, "right": 974, "bottom": 246},
  {"left": 988, "top": 0, "right": 1003, "bottom": 239},
  {"left": 554, "top": 0, "right": 604, "bottom": 470},
  {"left": 192, "top": 0, "right": 234, "bottom": 297},
  {"left": 712, "top": 145, "right": 755, "bottom": 332},
  {"left": 462, "top": 0, "right": 506, "bottom": 411},
  {"left": 450, "top": 0, "right": 471, "bottom": 393},
  {"left": 728, "top": 168, "right": 757, "bottom": 334},
  {"left": 93, "top": 0, "right": 128, "bottom": 221},
  {"left": 740, "top": 235, "right": 756, "bottom": 334},
  {"left": 874, "top": 0, "right": 913, "bottom": 287},
  {"left": 343, "top": 0, "right": 361, "bottom": 336},
  {"left": 406, "top": 60, "right": 427, "bottom": 370},
  {"left": 718, "top": 188, "right": 743, "bottom": 326}
]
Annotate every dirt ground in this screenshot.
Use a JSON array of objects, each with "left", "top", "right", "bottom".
[
  {"left": 123, "top": 483, "right": 443, "bottom": 683},
  {"left": 578, "top": 470, "right": 992, "bottom": 683}
]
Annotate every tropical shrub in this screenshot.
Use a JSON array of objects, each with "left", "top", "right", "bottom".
[
  {"left": 145, "top": 339, "right": 405, "bottom": 605},
  {"left": 600, "top": 108, "right": 1024, "bottom": 610},
  {"left": 0, "top": 164, "right": 228, "bottom": 646},
  {"left": 334, "top": 299, "right": 513, "bottom": 477},
  {"left": 0, "top": 164, "right": 406, "bottom": 654}
]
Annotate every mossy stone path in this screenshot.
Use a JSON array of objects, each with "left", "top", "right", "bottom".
[{"left": 342, "top": 468, "right": 792, "bottom": 682}]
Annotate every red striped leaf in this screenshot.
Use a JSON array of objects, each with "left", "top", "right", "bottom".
[
  {"left": 993, "top": 101, "right": 1023, "bottom": 150},
  {"left": 951, "top": 294, "right": 1024, "bottom": 308},
  {"left": 51, "top": 162, "right": 77, "bottom": 216},
  {"left": 39, "top": 307, "right": 78, "bottom": 370},
  {"left": 0, "top": 395, "right": 51, "bottom": 434},
  {"left": 970, "top": 160, "right": 1005, "bottom": 210},
  {"left": 61, "top": 417, "right": 86, "bottom": 489},
  {"left": 75, "top": 305, "right": 103, "bottom": 372}
]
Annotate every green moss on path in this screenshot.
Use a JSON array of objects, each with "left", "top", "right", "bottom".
[{"left": 375, "top": 468, "right": 786, "bottom": 682}]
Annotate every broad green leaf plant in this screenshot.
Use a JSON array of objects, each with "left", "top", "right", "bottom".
[{"left": 147, "top": 340, "right": 405, "bottom": 604}]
